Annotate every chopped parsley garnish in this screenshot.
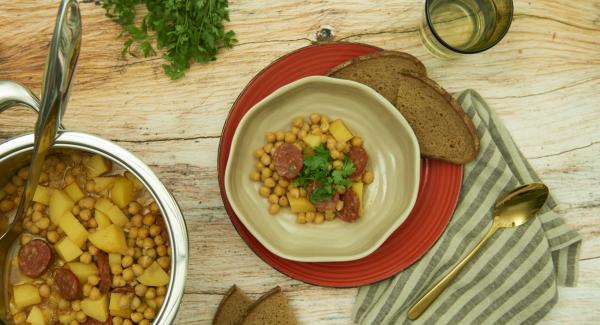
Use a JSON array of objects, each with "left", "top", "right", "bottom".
[{"left": 293, "top": 145, "right": 355, "bottom": 203}]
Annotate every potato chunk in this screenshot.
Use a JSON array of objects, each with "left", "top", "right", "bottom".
[
  {"left": 88, "top": 224, "right": 127, "bottom": 254},
  {"left": 81, "top": 294, "right": 108, "bottom": 322},
  {"left": 58, "top": 212, "right": 89, "bottom": 247},
  {"left": 330, "top": 119, "right": 354, "bottom": 143},
  {"left": 351, "top": 182, "right": 364, "bottom": 217},
  {"left": 94, "top": 210, "right": 112, "bottom": 229},
  {"left": 111, "top": 176, "right": 134, "bottom": 209},
  {"left": 137, "top": 261, "right": 170, "bottom": 286},
  {"left": 49, "top": 190, "right": 74, "bottom": 225},
  {"left": 85, "top": 155, "right": 111, "bottom": 178},
  {"left": 95, "top": 198, "right": 128, "bottom": 227},
  {"left": 302, "top": 134, "right": 321, "bottom": 149},
  {"left": 64, "top": 182, "right": 85, "bottom": 202},
  {"left": 13, "top": 284, "right": 41, "bottom": 309},
  {"left": 32, "top": 185, "right": 52, "bottom": 205},
  {"left": 26, "top": 306, "right": 46, "bottom": 325},
  {"left": 55, "top": 237, "right": 83, "bottom": 262},
  {"left": 109, "top": 292, "right": 132, "bottom": 318},
  {"left": 287, "top": 194, "right": 316, "bottom": 213},
  {"left": 67, "top": 262, "right": 99, "bottom": 284}
]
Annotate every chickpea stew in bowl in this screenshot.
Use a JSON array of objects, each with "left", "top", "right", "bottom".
[
  {"left": 1, "top": 150, "right": 171, "bottom": 325},
  {"left": 224, "top": 76, "right": 420, "bottom": 262},
  {"left": 251, "top": 113, "right": 373, "bottom": 224}
]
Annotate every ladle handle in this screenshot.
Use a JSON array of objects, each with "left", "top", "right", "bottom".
[{"left": 408, "top": 222, "right": 499, "bottom": 320}]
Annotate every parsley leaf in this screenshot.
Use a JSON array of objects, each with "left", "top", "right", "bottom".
[
  {"left": 293, "top": 145, "right": 356, "bottom": 203},
  {"left": 101, "top": 0, "right": 236, "bottom": 79}
]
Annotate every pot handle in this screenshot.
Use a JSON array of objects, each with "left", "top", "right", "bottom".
[
  {"left": 0, "top": 80, "right": 65, "bottom": 130},
  {"left": 0, "top": 81, "right": 40, "bottom": 114}
]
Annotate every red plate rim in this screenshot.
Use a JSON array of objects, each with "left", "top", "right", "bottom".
[{"left": 217, "top": 42, "right": 463, "bottom": 287}]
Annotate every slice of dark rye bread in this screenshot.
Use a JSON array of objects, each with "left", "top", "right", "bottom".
[
  {"left": 239, "top": 286, "right": 297, "bottom": 325},
  {"left": 396, "top": 72, "right": 480, "bottom": 164},
  {"left": 212, "top": 285, "right": 253, "bottom": 325},
  {"left": 327, "top": 50, "right": 428, "bottom": 104}
]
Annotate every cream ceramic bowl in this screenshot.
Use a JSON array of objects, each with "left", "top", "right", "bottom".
[{"left": 225, "top": 76, "right": 420, "bottom": 262}]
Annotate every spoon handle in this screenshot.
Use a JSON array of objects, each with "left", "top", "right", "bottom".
[{"left": 407, "top": 221, "right": 499, "bottom": 320}]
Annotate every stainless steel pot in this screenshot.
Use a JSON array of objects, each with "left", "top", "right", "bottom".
[{"left": 0, "top": 81, "right": 188, "bottom": 324}]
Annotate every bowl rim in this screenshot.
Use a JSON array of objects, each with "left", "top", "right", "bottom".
[
  {"left": 0, "top": 131, "right": 188, "bottom": 324},
  {"left": 224, "top": 76, "right": 421, "bottom": 262}
]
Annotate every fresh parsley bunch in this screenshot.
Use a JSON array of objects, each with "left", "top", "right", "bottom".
[
  {"left": 102, "top": 0, "right": 236, "bottom": 79},
  {"left": 293, "top": 145, "right": 356, "bottom": 203}
]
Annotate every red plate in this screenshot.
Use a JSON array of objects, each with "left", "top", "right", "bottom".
[{"left": 218, "top": 43, "right": 463, "bottom": 287}]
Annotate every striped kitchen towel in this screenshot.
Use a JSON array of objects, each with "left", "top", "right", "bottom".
[{"left": 353, "top": 90, "right": 582, "bottom": 324}]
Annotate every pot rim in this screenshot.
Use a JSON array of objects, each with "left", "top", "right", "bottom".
[{"left": 0, "top": 130, "right": 188, "bottom": 324}]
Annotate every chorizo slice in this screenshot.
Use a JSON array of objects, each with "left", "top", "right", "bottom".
[
  {"left": 272, "top": 143, "right": 304, "bottom": 179},
  {"left": 54, "top": 267, "right": 81, "bottom": 301},
  {"left": 18, "top": 239, "right": 53, "bottom": 278},
  {"left": 338, "top": 189, "right": 360, "bottom": 222},
  {"left": 348, "top": 146, "right": 368, "bottom": 179},
  {"left": 96, "top": 251, "right": 111, "bottom": 293}
]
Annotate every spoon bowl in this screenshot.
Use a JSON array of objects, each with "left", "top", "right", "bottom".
[{"left": 408, "top": 182, "right": 549, "bottom": 320}]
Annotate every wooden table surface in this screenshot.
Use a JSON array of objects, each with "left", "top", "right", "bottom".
[{"left": 1, "top": 0, "right": 599, "bottom": 324}]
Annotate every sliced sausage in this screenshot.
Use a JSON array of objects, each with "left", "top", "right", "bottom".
[
  {"left": 348, "top": 146, "right": 368, "bottom": 180},
  {"left": 338, "top": 189, "right": 360, "bottom": 222},
  {"left": 54, "top": 268, "right": 81, "bottom": 301},
  {"left": 18, "top": 239, "right": 52, "bottom": 278},
  {"left": 307, "top": 181, "right": 339, "bottom": 212},
  {"left": 96, "top": 251, "right": 111, "bottom": 293},
  {"left": 272, "top": 143, "right": 304, "bottom": 179}
]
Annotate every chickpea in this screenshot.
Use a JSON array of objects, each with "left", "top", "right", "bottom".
[
  {"left": 351, "top": 136, "right": 363, "bottom": 147},
  {"left": 269, "top": 204, "right": 280, "bottom": 215},
  {"left": 325, "top": 210, "right": 335, "bottom": 221},
  {"left": 310, "top": 113, "right": 321, "bottom": 124},
  {"left": 88, "top": 274, "right": 100, "bottom": 286},
  {"left": 157, "top": 256, "right": 170, "bottom": 270},
  {"left": 265, "top": 132, "right": 276, "bottom": 143},
  {"left": 144, "top": 307, "right": 156, "bottom": 320},
  {"left": 260, "top": 154, "right": 271, "bottom": 166},
  {"left": 264, "top": 178, "right": 276, "bottom": 188},
  {"left": 363, "top": 171, "right": 374, "bottom": 184},
  {"left": 259, "top": 186, "right": 271, "bottom": 198},
  {"left": 296, "top": 213, "right": 306, "bottom": 224},
  {"left": 131, "top": 296, "right": 142, "bottom": 310},
  {"left": 278, "top": 196, "right": 289, "bottom": 207},
  {"left": 89, "top": 287, "right": 101, "bottom": 300},
  {"left": 79, "top": 197, "right": 95, "bottom": 209},
  {"left": 135, "top": 284, "right": 148, "bottom": 297},
  {"left": 39, "top": 284, "right": 51, "bottom": 298},
  {"left": 79, "top": 209, "right": 92, "bottom": 221},
  {"left": 76, "top": 311, "right": 87, "bottom": 322},
  {"left": 80, "top": 252, "right": 93, "bottom": 264},
  {"left": 306, "top": 212, "right": 316, "bottom": 223},
  {"left": 131, "top": 313, "right": 144, "bottom": 324},
  {"left": 273, "top": 186, "right": 285, "bottom": 197},
  {"left": 143, "top": 214, "right": 155, "bottom": 226},
  {"left": 284, "top": 132, "right": 296, "bottom": 143},
  {"left": 254, "top": 148, "right": 265, "bottom": 158},
  {"left": 275, "top": 130, "right": 285, "bottom": 141},
  {"left": 315, "top": 213, "right": 325, "bottom": 224}
]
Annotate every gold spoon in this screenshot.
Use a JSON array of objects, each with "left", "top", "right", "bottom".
[{"left": 407, "top": 182, "right": 549, "bottom": 320}]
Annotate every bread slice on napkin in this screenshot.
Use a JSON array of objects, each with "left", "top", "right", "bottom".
[
  {"left": 240, "top": 286, "right": 297, "bottom": 325},
  {"left": 327, "top": 50, "right": 427, "bottom": 104},
  {"left": 213, "top": 285, "right": 253, "bottom": 325},
  {"left": 396, "top": 72, "right": 480, "bottom": 164}
]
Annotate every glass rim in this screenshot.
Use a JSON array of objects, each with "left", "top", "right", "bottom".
[{"left": 424, "top": 0, "right": 514, "bottom": 54}]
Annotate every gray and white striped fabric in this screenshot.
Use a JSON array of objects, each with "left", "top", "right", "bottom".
[{"left": 353, "top": 90, "right": 581, "bottom": 324}]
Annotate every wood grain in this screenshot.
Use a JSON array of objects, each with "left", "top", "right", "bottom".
[{"left": 1, "top": 0, "right": 599, "bottom": 324}]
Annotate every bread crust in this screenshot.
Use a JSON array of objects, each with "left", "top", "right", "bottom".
[
  {"left": 327, "top": 50, "right": 427, "bottom": 77},
  {"left": 397, "top": 72, "right": 480, "bottom": 164}
]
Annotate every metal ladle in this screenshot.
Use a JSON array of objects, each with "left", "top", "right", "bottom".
[
  {"left": 0, "top": 0, "right": 81, "bottom": 241},
  {"left": 407, "top": 182, "right": 549, "bottom": 320}
]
